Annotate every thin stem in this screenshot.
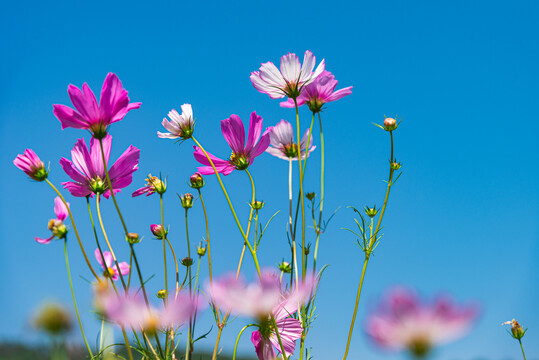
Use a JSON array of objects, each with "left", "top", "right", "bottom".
[
  {"left": 121, "top": 328, "right": 134, "bottom": 360},
  {"left": 313, "top": 112, "right": 324, "bottom": 274},
  {"left": 211, "top": 327, "right": 223, "bottom": 360},
  {"left": 160, "top": 194, "right": 168, "bottom": 296},
  {"left": 519, "top": 339, "right": 527, "bottom": 360},
  {"left": 185, "top": 207, "right": 193, "bottom": 360},
  {"left": 197, "top": 190, "right": 216, "bottom": 296},
  {"left": 232, "top": 324, "right": 257, "bottom": 360},
  {"left": 45, "top": 179, "right": 98, "bottom": 279},
  {"left": 289, "top": 159, "right": 299, "bottom": 291},
  {"left": 165, "top": 237, "right": 180, "bottom": 294},
  {"left": 96, "top": 194, "right": 128, "bottom": 291},
  {"left": 63, "top": 238, "right": 93, "bottom": 357},
  {"left": 271, "top": 314, "right": 288, "bottom": 360},
  {"left": 293, "top": 99, "right": 307, "bottom": 280},
  {"left": 342, "top": 131, "right": 396, "bottom": 360}
]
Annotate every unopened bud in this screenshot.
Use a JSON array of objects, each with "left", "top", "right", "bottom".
[
  {"left": 502, "top": 319, "right": 526, "bottom": 340},
  {"left": 190, "top": 172, "right": 205, "bottom": 189},
  {"left": 126, "top": 232, "right": 141, "bottom": 244},
  {"left": 306, "top": 192, "right": 316, "bottom": 201},
  {"left": 182, "top": 257, "right": 193, "bottom": 267},
  {"left": 197, "top": 243, "right": 207, "bottom": 256},
  {"left": 364, "top": 205, "right": 378, "bottom": 218},
  {"left": 383, "top": 117, "right": 397, "bottom": 131},
  {"left": 278, "top": 261, "right": 292, "bottom": 273},
  {"left": 151, "top": 224, "right": 167, "bottom": 240},
  {"left": 181, "top": 193, "right": 194, "bottom": 209},
  {"left": 156, "top": 289, "right": 167, "bottom": 299},
  {"left": 304, "top": 244, "right": 311, "bottom": 256},
  {"left": 390, "top": 160, "right": 402, "bottom": 170},
  {"left": 250, "top": 200, "right": 265, "bottom": 210}
]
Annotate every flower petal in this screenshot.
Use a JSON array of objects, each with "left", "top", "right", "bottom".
[
  {"left": 245, "top": 112, "right": 263, "bottom": 152},
  {"left": 54, "top": 196, "right": 69, "bottom": 221},
  {"left": 53, "top": 104, "right": 88, "bottom": 129},
  {"left": 35, "top": 235, "right": 54, "bottom": 244},
  {"left": 221, "top": 115, "right": 245, "bottom": 153}
]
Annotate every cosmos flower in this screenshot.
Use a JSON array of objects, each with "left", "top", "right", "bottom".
[
  {"left": 94, "top": 249, "right": 130, "bottom": 281},
  {"left": 132, "top": 174, "right": 166, "bottom": 197},
  {"left": 250, "top": 51, "right": 325, "bottom": 99},
  {"left": 53, "top": 73, "right": 141, "bottom": 139},
  {"left": 280, "top": 70, "right": 352, "bottom": 113},
  {"left": 365, "top": 287, "right": 478, "bottom": 358},
  {"left": 193, "top": 112, "right": 271, "bottom": 175},
  {"left": 209, "top": 272, "right": 314, "bottom": 360},
  {"left": 13, "top": 149, "right": 48, "bottom": 181},
  {"left": 266, "top": 120, "right": 315, "bottom": 161},
  {"left": 35, "top": 197, "right": 69, "bottom": 244},
  {"left": 96, "top": 290, "right": 197, "bottom": 331},
  {"left": 59, "top": 134, "right": 140, "bottom": 198},
  {"left": 157, "top": 104, "right": 195, "bottom": 140}
]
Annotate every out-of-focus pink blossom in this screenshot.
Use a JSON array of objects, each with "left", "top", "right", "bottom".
[
  {"left": 53, "top": 73, "right": 141, "bottom": 138},
  {"left": 209, "top": 272, "right": 314, "bottom": 360},
  {"left": 60, "top": 134, "right": 139, "bottom": 198},
  {"left": 13, "top": 149, "right": 48, "bottom": 181},
  {"left": 193, "top": 112, "right": 271, "bottom": 175},
  {"left": 266, "top": 120, "right": 315, "bottom": 161},
  {"left": 280, "top": 70, "right": 352, "bottom": 113},
  {"left": 250, "top": 51, "right": 325, "bottom": 99},
  {"left": 158, "top": 104, "right": 194, "bottom": 140},
  {"left": 366, "top": 287, "right": 479, "bottom": 357},
  {"left": 94, "top": 249, "right": 130, "bottom": 281},
  {"left": 35, "top": 197, "right": 69, "bottom": 244}
]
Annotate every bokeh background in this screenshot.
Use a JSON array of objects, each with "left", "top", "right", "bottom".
[{"left": 1, "top": 0, "right": 538, "bottom": 359}]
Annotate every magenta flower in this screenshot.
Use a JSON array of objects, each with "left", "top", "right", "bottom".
[
  {"left": 157, "top": 104, "right": 194, "bottom": 140},
  {"left": 35, "top": 197, "right": 69, "bottom": 244},
  {"left": 193, "top": 112, "right": 272, "bottom": 175},
  {"left": 280, "top": 70, "right": 352, "bottom": 113},
  {"left": 209, "top": 272, "right": 314, "bottom": 359},
  {"left": 132, "top": 174, "right": 167, "bottom": 197},
  {"left": 13, "top": 149, "right": 48, "bottom": 181},
  {"left": 366, "top": 287, "right": 479, "bottom": 358},
  {"left": 53, "top": 73, "right": 141, "bottom": 139},
  {"left": 97, "top": 290, "right": 197, "bottom": 331},
  {"left": 94, "top": 249, "right": 130, "bottom": 281},
  {"left": 250, "top": 51, "right": 325, "bottom": 99},
  {"left": 59, "top": 134, "right": 140, "bottom": 198},
  {"left": 266, "top": 120, "right": 316, "bottom": 161}
]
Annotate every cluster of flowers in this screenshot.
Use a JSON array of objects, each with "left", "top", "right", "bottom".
[{"left": 14, "top": 51, "right": 483, "bottom": 360}]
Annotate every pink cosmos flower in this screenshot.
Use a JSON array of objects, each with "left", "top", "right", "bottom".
[
  {"left": 132, "top": 174, "right": 167, "bottom": 197},
  {"left": 157, "top": 104, "right": 195, "bottom": 140},
  {"left": 53, "top": 73, "right": 141, "bottom": 139},
  {"left": 193, "top": 112, "right": 272, "bottom": 175},
  {"left": 94, "top": 249, "right": 130, "bottom": 281},
  {"left": 60, "top": 134, "right": 140, "bottom": 198},
  {"left": 13, "top": 149, "right": 48, "bottom": 181},
  {"left": 366, "top": 287, "right": 479, "bottom": 358},
  {"left": 97, "top": 290, "right": 197, "bottom": 331},
  {"left": 35, "top": 197, "right": 69, "bottom": 244},
  {"left": 250, "top": 51, "right": 325, "bottom": 99},
  {"left": 209, "top": 272, "right": 314, "bottom": 359},
  {"left": 266, "top": 120, "right": 316, "bottom": 161},
  {"left": 280, "top": 70, "right": 352, "bottom": 113}
]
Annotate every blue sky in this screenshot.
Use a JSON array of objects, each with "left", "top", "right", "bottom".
[{"left": 1, "top": 0, "right": 538, "bottom": 359}]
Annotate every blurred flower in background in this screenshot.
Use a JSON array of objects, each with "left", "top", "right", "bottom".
[
  {"left": 366, "top": 287, "right": 479, "bottom": 358},
  {"left": 32, "top": 301, "right": 72, "bottom": 336}
]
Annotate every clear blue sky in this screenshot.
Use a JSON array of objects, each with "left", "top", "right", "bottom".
[{"left": 1, "top": 1, "right": 538, "bottom": 359}]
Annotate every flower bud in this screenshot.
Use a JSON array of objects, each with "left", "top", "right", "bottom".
[
  {"left": 156, "top": 289, "right": 167, "bottom": 299},
  {"left": 502, "top": 319, "right": 526, "bottom": 340},
  {"left": 278, "top": 261, "right": 292, "bottom": 273},
  {"left": 390, "top": 160, "right": 402, "bottom": 170},
  {"left": 13, "top": 149, "right": 49, "bottom": 182},
  {"left": 304, "top": 243, "right": 311, "bottom": 256},
  {"left": 151, "top": 224, "right": 167, "bottom": 240},
  {"left": 383, "top": 117, "right": 397, "bottom": 131},
  {"left": 306, "top": 192, "right": 316, "bottom": 201},
  {"left": 181, "top": 193, "right": 194, "bottom": 209},
  {"left": 250, "top": 200, "right": 265, "bottom": 210},
  {"left": 190, "top": 172, "right": 205, "bottom": 189},
  {"left": 126, "top": 232, "right": 141, "bottom": 244},
  {"left": 364, "top": 205, "right": 378, "bottom": 218},
  {"left": 182, "top": 257, "right": 193, "bottom": 267},
  {"left": 197, "top": 243, "right": 207, "bottom": 256}
]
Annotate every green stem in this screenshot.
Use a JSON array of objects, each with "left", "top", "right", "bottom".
[
  {"left": 289, "top": 159, "right": 300, "bottom": 291},
  {"left": 63, "top": 238, "right": 93, "bottom": 358},
  {"left": 293, "top": 99, "right": 307, "bottom": 280},
  {"left": 232, "top": 324, "right": 257, "bottom": 360},
  {"left": 519, "top": 339, "right": 527, "bottom": 360},
  {"left": 160, "top": 194, "right": 168, "bottom": 296},
  {"left": 45, "top": 179, "right": 98, "bottom": 279},
  {"left": 313, "top": 112, "right": 324, "bottom": 275},
  {"left": 342, "top": 131, "right": 396, "bottom": 360},
  {"left": 271, "top": 314, "right": 288, "bottom": 360},
  {"left": 120, "top": 327, "right": 134, "bottom": 360}
]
